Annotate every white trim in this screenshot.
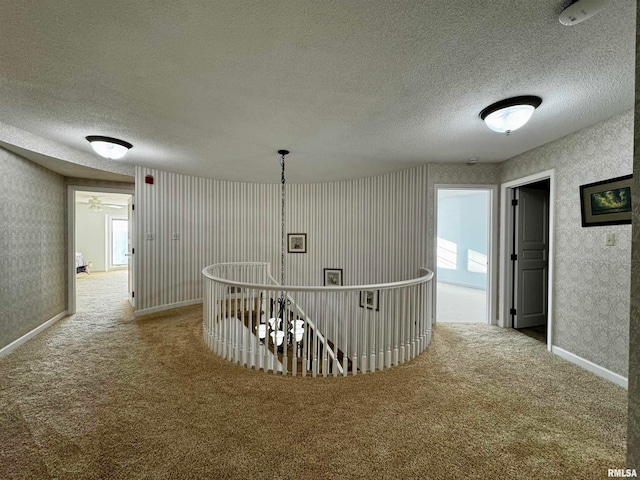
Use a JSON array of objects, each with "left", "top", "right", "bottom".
[
  {"left": 499, "top": 169, "right": 555, "bottom": 352},
  {"left": 68, "top": 185, "right": 134, "bottom": 315},
  {"left": 0, "top": 311, "right": 68, "bottom": 358},
  {"left": 204, "top": 263, "right": 434, "bottom": 292},
  {"left": 551, "top": 346, "right": 628, "bottom": 389},
  {"left": 134, "top": 299, "right": 203, "bottom": 317},
  {"left": 433, "top": 184, "right": 498, "bottom": 325}
]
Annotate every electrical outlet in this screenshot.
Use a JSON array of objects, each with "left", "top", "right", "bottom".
[
  {"left": 172, "top": 233, "right": 180, "bottom": 240},
  {"left": 146, "top": 233, "right": 155, "bottom": 240},
  {"left": 606, "top": 233, "right": 615, "bottom": 246}
]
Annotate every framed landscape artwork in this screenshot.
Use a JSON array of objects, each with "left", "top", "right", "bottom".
[
  {"left": 287, "top": 233, "right": 307, "bottom": 253},
  {"left": 323, "top": 268, "right": 343, "bottom": 286},
  {"left": 359, "top": 290, "right": 380, "bottom": 311},
  {"left": 579, "top": 174, "right": 632, "bottom": 227}
]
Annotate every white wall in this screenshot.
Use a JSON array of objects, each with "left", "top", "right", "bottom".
[
  {"left": 75, "top": 204, "right": 127, "bottom": 272},
  {"left": 134, "top": 165, "right": 430, "bottom": 313}
]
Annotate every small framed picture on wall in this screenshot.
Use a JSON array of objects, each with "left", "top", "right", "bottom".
[
  {"left": 287, "top": 233, "right": 307, "bottom": 253},
  {"left": 359, "top": 290, "right": 380, "bottom": 311},
  {"left": 323, "top": 268, "right": 343, "bottom": 286}
]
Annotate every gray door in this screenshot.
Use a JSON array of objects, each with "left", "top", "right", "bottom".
[
  {"left": 127, "top": 196, "right": 135, "bottom": 308},
  {"left": 513, "top": 187, "right": 549, "bottom": 328}
]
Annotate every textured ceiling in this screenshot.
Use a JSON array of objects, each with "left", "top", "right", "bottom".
[{"left": 0, "top": 0, "right": 635, "bottom": 183}]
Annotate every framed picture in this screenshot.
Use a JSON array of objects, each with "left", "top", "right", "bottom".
[
  {"left": 323, "top": 268, "right": 343, "bottom": 286},
  {"left": 579, "top": 174, "right": 633, "bottom": 227},
  {"left": 359, "top": 290, "right": 380, "bottom": 311},
  {"left": 287, "top": 233, "right": 307, "bottom": 253}
]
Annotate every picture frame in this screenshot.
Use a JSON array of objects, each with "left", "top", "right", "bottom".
[
  {"left": 359, "top": 290, "right": 380, "bottom": 311},
  {"left": 323, "top": 268, "right": 343, "bottom": 286},
  {"left": 579, "top": 174, "right": 633, "bottom": 227},
  {"left": 287, "top": 233, "right": 307, "bottom": 253}
]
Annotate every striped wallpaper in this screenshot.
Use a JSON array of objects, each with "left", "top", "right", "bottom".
[{"left": 134, "top": 165, "right": 429, "bottom": 313}]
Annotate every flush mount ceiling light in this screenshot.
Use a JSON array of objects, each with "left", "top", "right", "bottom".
[
  {"left": 559, "top": 0, "right": 611, "bottom": 26},
  {"left": 479, "top": 96, "right": 542, "bottom": 134},
  {"left": 86, "top": 135, "right": 133, "bottom": 159}
]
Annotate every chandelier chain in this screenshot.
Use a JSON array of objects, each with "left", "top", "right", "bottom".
[{"left": 280, "top": 153, "right": 286, "bottom": 288}]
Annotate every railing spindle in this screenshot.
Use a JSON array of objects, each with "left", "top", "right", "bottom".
[{"left": 202, "top": 262, "right": 433, "bottom": 378}]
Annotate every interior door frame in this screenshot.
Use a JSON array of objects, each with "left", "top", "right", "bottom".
[
  {"left": 433, "top": 184, "right": 499, "bottom": 324},
  {"left": 499, "top": 169, "right": 555, "bottom": 351},
  {"left": 67, "top": 185, "right": 135, "bottom": 315}
]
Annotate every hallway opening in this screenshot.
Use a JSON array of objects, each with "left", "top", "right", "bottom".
[
  {"left": 69, "top": 187, "right": 134, "bottom": 315},
  {"left": 434, "top": 186, "right": 497, "bottom": 323}
]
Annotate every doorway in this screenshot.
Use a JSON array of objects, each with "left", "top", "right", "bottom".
[
  {"left": 434, "top": 185, "right": 497, "bottom": 323},
  {"left": 511, "top": 180, "right": 550, "bottom": 344},
  {"left": 500, "top": 170, "right": 555, "bottom": 351},
  {"left": 68, "top": 186, "right": 135, "bottom": 314}
]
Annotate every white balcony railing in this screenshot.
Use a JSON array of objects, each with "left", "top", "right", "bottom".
[{"left": 202, "top": 262, "right": 434, "bottom": 377}]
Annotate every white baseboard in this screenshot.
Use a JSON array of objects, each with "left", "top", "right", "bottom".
[
  {"left": 551, "top": 345, "right": 628, "bottom": 389},
  {"left": 134, "top": 299, "right": 203, "bottom": 317},
  {"left": 0, "top": 311, "right": 69, "bottom": 358}
]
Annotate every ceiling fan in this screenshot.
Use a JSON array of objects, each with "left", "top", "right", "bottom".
[{"left": 78, "top": 196, "right": 125, "bottom": 211}]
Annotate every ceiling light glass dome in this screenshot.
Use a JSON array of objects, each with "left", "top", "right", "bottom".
[
  {"left": 479, "top": 96, "right": 542, "bottom": 134},
  {"left": 86, "top": 136, "right": 133, "bottom": 159}
]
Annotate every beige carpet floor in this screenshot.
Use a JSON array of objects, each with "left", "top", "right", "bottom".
[
  {"left": 0, "top": 271, "right": 627, "bottom": 479},
  {"left": 436, "top": 282, "right": 487, "bottom": 323}
]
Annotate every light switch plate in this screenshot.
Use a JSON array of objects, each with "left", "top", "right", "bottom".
[{"left": 606, "top": 233, "right": 615, "bottom": 246}]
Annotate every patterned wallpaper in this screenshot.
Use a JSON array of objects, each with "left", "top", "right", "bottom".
[
  {"left": 502, "top": 110, "right": 633, "bottom": 377},
  {"left": 627, "top": 6, "right": 639, "bottom": 467},
  {"left": 0, "top": 147, "right": 67, "bottom": 349}
]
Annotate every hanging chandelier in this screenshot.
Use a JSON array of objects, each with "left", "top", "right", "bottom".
[{"left": 275, "top": 149, "right": 290, "bottom": 323}]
